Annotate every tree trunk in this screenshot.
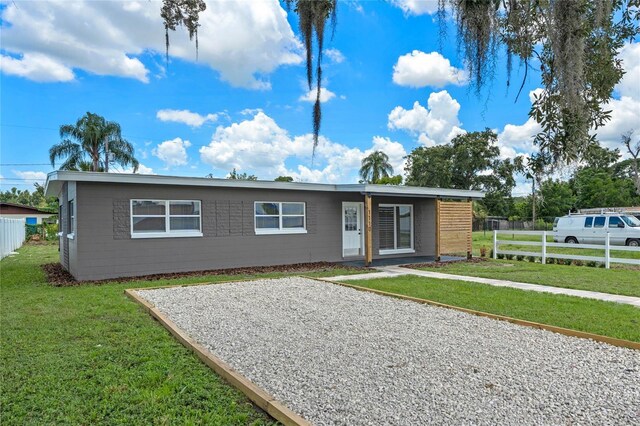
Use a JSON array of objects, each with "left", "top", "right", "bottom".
[
  {"left": 532, "top": 179, "right": 536, "bottom": 230},
  {"left": 104, "top": 136, "right": 109, "bottom": 173},
  {"left": 92, "top": 142, "right": 99, "bottom": 172}
]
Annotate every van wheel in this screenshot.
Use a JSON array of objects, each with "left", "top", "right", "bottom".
[
  {"left": 626, "top": 239, "right": 640, "bottom": 247},
  {"left": 565, "top": 237, "right": 578, "bottom": 244}
]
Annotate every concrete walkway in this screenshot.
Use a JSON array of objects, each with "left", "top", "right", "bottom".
[{"left": 328, "top": 266, "right": 640, "bottom": 308}]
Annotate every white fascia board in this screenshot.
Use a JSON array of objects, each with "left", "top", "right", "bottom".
[{"left": 44, "top": 171, "right": 485, "bottom": 199}]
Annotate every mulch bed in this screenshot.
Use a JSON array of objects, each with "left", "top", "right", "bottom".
[
  {"left": 403, "top": 257, "right": 488, "bottom": 269},
  {"left": 42, "top": 261, "right": 369, "bottom": 287}
]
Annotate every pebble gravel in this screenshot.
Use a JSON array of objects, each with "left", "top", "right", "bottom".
[{"left": 137, "top": 277, "right": 640, "bottom": 425}]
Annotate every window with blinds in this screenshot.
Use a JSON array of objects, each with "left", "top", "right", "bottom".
[
  {"left": 379, "top": 206, "right": 395, "bottom": 250},
  {"left": 378, "top": 204, "right": 414, "bottom": 253}
]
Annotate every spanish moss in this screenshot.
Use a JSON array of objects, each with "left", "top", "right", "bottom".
[
  {"left": 161, "top": 0, "right": 206, "bottom": 63},
  {"left": 438, "top": 0, "right": 639, "bottom": 164},
  {"left": 285, "top": 0, "right": 337, "bottom": 153}
]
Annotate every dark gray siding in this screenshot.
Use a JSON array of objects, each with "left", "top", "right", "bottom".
[
  {"left": 68, "top": 182, "right": 78, "bottom": 276},
  {"left": 71, "top": 182, "right": 436, "bottom": 280},
  {"left": 59, "top": 183, "right": 69, "bottom": 269},
  {"left": 371, "top": 197, "right": 436, "bottom": 258}
]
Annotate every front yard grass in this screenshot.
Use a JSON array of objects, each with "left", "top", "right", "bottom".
[
  {"left": 346, "top": 275, "right": 640, "bottom": 342},
  {"left": 1, "top": 243, "right": 364, "bottom": 425},
  {"left": 416, "top": 259, "right": 640, "bottom": 297}
]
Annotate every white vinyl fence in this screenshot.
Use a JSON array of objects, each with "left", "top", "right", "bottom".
[
  {"left": 0, "top": 218, "right": 26, "bottom": 260},
  {"left": 493, "top": 230, "right": 640, "bottom": 269}
]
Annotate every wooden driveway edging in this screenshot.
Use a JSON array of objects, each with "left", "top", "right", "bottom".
[
  {"left": 124, "top": 287, "right": 311, "bottom": 426},
  {"left": 304, "top": 276, "right": 640, "bottom": 351}
]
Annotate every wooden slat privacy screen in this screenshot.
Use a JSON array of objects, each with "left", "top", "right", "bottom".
[{"left": 436, "top": 200, "right": 472, "bottom": 258}]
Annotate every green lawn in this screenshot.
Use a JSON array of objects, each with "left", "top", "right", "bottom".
[
  {"left": 346, "top": 275, "right": 640, "bottom": 342},
  {"left": 416, "top": 259, "right": 640, "bottom": 297},
  {"left": 0, "top": 243, "right": 363, "bottom": 425},
  {"left": 472, "top": 231, "right": 640, "bottom": 261}
]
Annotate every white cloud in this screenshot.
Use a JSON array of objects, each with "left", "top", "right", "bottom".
[
  {"left": 153, "top": 138, "right": 191, "bottom": 167},
  {"left": 492, "top": 89, "right": 544, "bottom": 160},
  {"left": 616, "top": 42, "right": 640, "bottom": 99},
  {"left": 199, "top": 111, "right": 407, "bottom": 183},
  {"left": 388, "top": 90, "right": 465, "bottom": 145},
  {"left": 367, "top": 136, "right": 408, "bottom": 176},
  {"left": 497, "top": 117, "right": 540, "bottom": 157},
  {"left": 299, "top": 87, "right": 337, "bottom": 103},
  {"left": 240, "top": 108, "right": 264, "bottom": 116},
  {"left": 134, "top": 164, "right": 155, "bottom": 174},
  {"left": 325, "top": 48, "right": 345, "bottom": 64},
  {"left": 0, "top": 53, "right": 74, "bottom": 82},
  {"left": 0, "top": 0, "right": 301, "bottom": 88},
  {"left": 393, "top": 51, "right": 467, "bottom": 88},
  {"left": 113, "top": 164, "right": 155, "bottom": 175},
  {"left": 594, "top": 96, "right": 640, "bottom": 152},
  {"left": 390, "top": 0, "right": 439, "bottom": 16},
  {"left": 13, "top": 170, "right": 47, "bottom": 185},
  {"left": 156, "top": 109, "right": 218, "bottom": 127},
  {"left": 593, "top": 42, "right": 640, "bottom": 153}
]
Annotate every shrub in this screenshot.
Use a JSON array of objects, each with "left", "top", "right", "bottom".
[
  {"left": 516, "top": 255, "right": 525, "bottom": 261},
  {"left": 546, "top": 257, "right": 555, "bottom": 264},
  {"left": 489, "top": 249, "right": 494, "bottom": 258},
  {"left": 45, "top": 223, "right": 59, "bottom": 241},
  {"left": 25, "top": 224, "right": 41, "bottom": 238},
  {"left": 505, "top": 254, "right": 515, "bottom": 260},
  {"left": 572, "top": 259, "right": 583, "bottom": 266},
  {"left": 496, "top": 253, "right": 505, "bottom": 260},
  {"left": 586, "top": 261, "right": 597, "bottom": 267}
]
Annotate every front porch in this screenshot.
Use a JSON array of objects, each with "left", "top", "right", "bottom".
[{"left": 342, "top": 193, "right": 473, "bottom": 266}]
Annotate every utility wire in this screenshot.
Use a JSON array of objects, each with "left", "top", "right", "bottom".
[
  {"left": 1, "top": 123, "right": 217, "bottom": 149},
  {"left": 0, "top": 163, "right": 51, "bottom": 166},
  {"left": 0, "top": 178, "right": 46, "bottom": 182}
]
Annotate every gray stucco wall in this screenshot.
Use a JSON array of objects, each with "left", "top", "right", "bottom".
[{"left": 68, "top": 182, "right": 436, "bottom": 280}]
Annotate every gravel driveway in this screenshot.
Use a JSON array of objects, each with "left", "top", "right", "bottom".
[{"left": 137, "top": 277, "right": 640, "bottom": 426}]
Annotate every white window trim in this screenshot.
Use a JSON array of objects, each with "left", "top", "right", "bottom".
[
  {"left": 130, "top": 199, "right": 203, "bottom": 239},
  {"left": 378, "top": 203, "right": 415, "bottom": 255},
  {"left": 254, "top": 201, "right": 307, "bottom": 235},
  {"left": 67, "top": 199, "right": 75, "bottom": 240}
]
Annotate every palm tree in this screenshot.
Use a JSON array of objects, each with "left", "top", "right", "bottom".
[
  {"left": 359, "top": 151, "right": 393, "bottom": 184},
  {"left": 49, "top": 112, "right": 139, "bottom": 172}
]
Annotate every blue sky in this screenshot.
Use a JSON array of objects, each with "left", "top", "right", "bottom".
[{"left": 1, "top": 1, "right": 638, "bottom": 195}]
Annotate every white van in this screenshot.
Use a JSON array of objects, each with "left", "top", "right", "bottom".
[{"left": 553, "top": 214, "right": 640, "bottom": 246}]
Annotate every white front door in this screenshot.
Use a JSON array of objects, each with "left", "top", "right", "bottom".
[{"left": 342, "top": 202, "right": 364, "bottom": 257}]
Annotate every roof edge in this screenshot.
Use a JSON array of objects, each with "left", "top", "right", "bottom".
[{"left": 44, "top": 171, "right": 484, "bottom": 199}]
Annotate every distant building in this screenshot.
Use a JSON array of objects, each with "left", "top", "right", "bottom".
[{"left": 0, "top": 202, "right": 57, "bottom": 225}]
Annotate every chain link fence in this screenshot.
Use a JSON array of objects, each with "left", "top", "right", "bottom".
[{"left": 473, "top": 217, "right": 556, "bottom": 232}]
